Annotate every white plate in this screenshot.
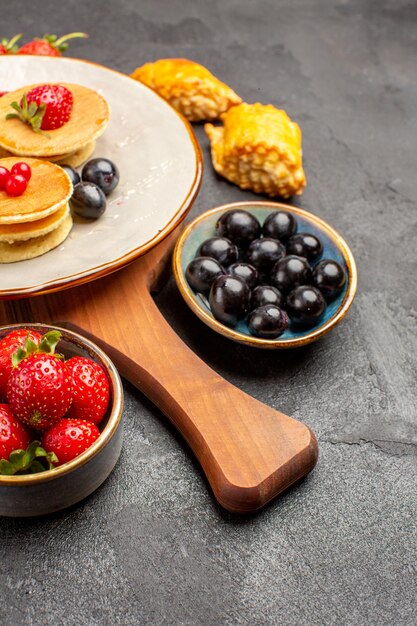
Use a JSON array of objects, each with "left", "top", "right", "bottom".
[{"left": 0, "top": 56, "right": 202, "bottom": 298}]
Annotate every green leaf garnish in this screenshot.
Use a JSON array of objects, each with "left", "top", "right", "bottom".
[
  {"left": 0, "top": 33, "right": 22, "bottom": 54},
  {"left": 11, "top": 330, "right": 63, "bottom": 367},
  {"left": 38, "top": 330, "right": 62, "bottom": 354},
  {"left": 6, "top": 92, "right": 51, "bottom": 138},
  {"left": 0, "top": 441, "right": 58, "bottom": 475}
]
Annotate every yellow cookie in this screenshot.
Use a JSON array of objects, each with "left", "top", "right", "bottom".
[
  {"left": 205, "top": 103, "right": 306, "bottom": 198},
  {"left": 0, "top": 84, "right": 109, "bottom": 157},
  {"left": 0, "top": 157, "right": 72, "bottom": 224},
  {"left": 131, "top": 58, "right": 241, "bottom": 122}
]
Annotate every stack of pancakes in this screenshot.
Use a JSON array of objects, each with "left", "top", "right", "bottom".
[
  {"left": 0, "top": 83, "right": 110, "bottom": 168},
  {"left": 0, "top": 157, "right": 73, "bottom": 263}
]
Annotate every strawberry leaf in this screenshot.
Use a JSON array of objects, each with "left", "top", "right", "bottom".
[
  {"left": 27, "top": 101, "right": 37, "bottom": 117},
  {"left": 0, "top": 441, "right": 58, "bottom": 475},
  {"left": 11, "top": 346, "right": 26, "bottom": 367},
  {"left": 38, "top": 330, "right": 62, "bottom": 354},
  {"left": 46, "top": 451, "right": 59, "bottom": 470},
  {"left": 1, "top": 34, "right": 22, "bottom": 53},
  {"left": 43, "top": 34, "right": 58, "bottom": 45},
  {"left": 5, "top": 94, "right": 50, "bottom": 138},
  {"left": 10, "top": 448, "right": 27, "bottom": 466},
  {"left": 11, "top": 330, "right": 62, "bottom": 366},
  {"left": 23, "top": 337, "right": 38, "bottom": 355},
  {"left": 29, "top": 461, "right": 46, "bottom": 473},
  {"left": 51, "top": 32, "right": 88, "bottom": 53},
  {"left": 0, "top": 459, "right": 16, "bottom": 475}
]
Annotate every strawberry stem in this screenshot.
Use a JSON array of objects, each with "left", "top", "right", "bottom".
[
  {"left": 0, "top": 441, "right": 58, "bottom": 475},
  {"left": 1, "top": 33, "right": 22, "bottom": 53},
  {"left": 11, "top": 330, "right": 62, "bottom": 367},
  {"left": 38, "top": 330, "right": 62, "bottom": 354},
  {"left": 46, "top": 32, "right": 88, "bottom": 53},
  {"left": 6, "top": 93, "right": 51, "bottom": 138}
]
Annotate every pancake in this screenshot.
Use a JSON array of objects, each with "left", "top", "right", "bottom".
[
  {"left": 0, "top": 213, "right": 73, "bottom": 263},
  {"left": 0, "top": 157, "right": 72, "bottom": 224},
  {"left": 0, "top": 83, "right": 110, "bottom": 157},
  {"left": 0, "top": 203, "right": 70, "bottom": 244},
  {"left": 0, "top": 141, "right": 95, "bottom": 168}
]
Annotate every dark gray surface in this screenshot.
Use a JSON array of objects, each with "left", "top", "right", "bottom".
[{"left": 1, "top": 1, "right": 416, "bottom": 624}]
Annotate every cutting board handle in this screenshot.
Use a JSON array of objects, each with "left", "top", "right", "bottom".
[{"left": 62, "top": 266, "right": 318, "bottom": 514}]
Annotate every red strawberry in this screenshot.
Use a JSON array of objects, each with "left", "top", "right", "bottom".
[
  {"left": 66, "top": 356, "right": 110, "bottom": 425},
  {"left": 6, "top": 85, "right": 73, "bottom": 133},
  {"left": 0, "top": 403, "right": 31, "bottom": 460},
  {"left": 18, "top": 32, "right": 87, "bottom": 57},
  {"left": 42, "top": 418, "right": 100, "bottom": 466},
  {"left": 0, "top": 329, "right": 42, "bottom": 402},
  {"left": 0, "top": 92, "right": 8, "bottom": 98},
  {"left": 6, "top": 330, "right": 73, "bottom": 430},
  {"left": 0, "top": 34, "right": 22, "bottom": 55}
]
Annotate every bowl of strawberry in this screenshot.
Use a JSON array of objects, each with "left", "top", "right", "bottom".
[{"left": 0, "top": 323, "right": 123, "bottom": 517}]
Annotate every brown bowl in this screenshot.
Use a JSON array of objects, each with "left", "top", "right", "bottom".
[{"left": 0, "top": 323, "right": 124, "bottom": 517}]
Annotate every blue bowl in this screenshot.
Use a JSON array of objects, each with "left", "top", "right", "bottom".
[{"left": 173, "top": 202, "right": 357, "bottom": 348}]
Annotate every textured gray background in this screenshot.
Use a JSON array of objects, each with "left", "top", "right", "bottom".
[{"left": 1, "top": 1, "right": 416, "bottom": 624}]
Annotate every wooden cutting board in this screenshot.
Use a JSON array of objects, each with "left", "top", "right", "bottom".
[{"left": 0, "top": 228, "right": 318, "bottom": 514}]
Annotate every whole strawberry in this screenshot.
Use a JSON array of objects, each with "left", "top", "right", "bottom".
[
  {"left": 0, "top": 329, "right": 42, "bottom": 401},
  {"left": 0, "top": 403, "right": 31, "bottom": 460},
  {"left": 6, "top": 84, "right": 74, "bottom": 133},
  {"left": 66, "top": 356, "right": 110, "bottom": 425},
  {"left": 0, "top": 34, "right": 22, "bottom": 55},
  {"left": 42, "top": 418, "right": 100, "bottom": 466},
  {"left": 7, "top": 331, "right": 73, "bottom": 430},
  {"left": 18, "top": 32, "right": 87, "bottom": 57}
]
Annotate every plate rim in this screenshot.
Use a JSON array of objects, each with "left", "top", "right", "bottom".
[
  {"left": 0, "top": 56, "right": 203, "bottom": 300},
  {"left": 173, "top": 201, "right": 358, "bottom": 349}
]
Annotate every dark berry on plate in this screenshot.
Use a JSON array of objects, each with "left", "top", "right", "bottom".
[
  {"left": 262, "top": 210, "right": 297, "bottom": 242},
  {"left": 286, "top": 232, "right": 323, "bottom": 261},
  {"left": 209, "top": 275, "right": 250, "bottom": 326},
  {"left": 313, "top": 259, "right": 346, "bottom": 299},
  {"left": 70, "top": 182, "right": 107, "bottom": 219},
  {"left": 246, "top": 238, "right": 286, "bottom": 272},
  {"left": 60, "top": 164, "right": 80, "bottom": 187},
  {"left": 248, "top": 305, "right": 289, "bottom": 339},
  {"left": 197, "top": 237, "right": 238, "bottom": 266},
  {"left": 251, "top": 285, "right": 284, "bottom": 311},
  {"left": 186, "top": 257, "right": 225, "bottom": 294},
  {"left": 82, "top": 158, "right": 120, "bottom": 195},
  {"left": 286, "top": 285, "right": 326, "bottom": 326},
  {"left": 216, "top": 209, "right": 261, "bottom": 248},
  {"left": 11, "top": 162, "right": 31, "bottom": 181},
  {"left": 228, "top": 262, "right": 259, "bottom": 290},
  {"left": 271, "top": 255, "right": 312, "bottom": 293}
]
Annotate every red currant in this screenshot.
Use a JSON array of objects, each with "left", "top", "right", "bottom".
[
  {"left": 11, "top": 162, "right": 32, "bottom": 181},
  {"left": 0, "top": 166, "right": 10, "bottom": 190},
  {"left": 5, "top": 174, "right": 28, "bottom": 197}
]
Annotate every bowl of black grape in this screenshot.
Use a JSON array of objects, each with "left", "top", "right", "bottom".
[{"left": 173, "top": 202, "right": 357, "bottom": 348}]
